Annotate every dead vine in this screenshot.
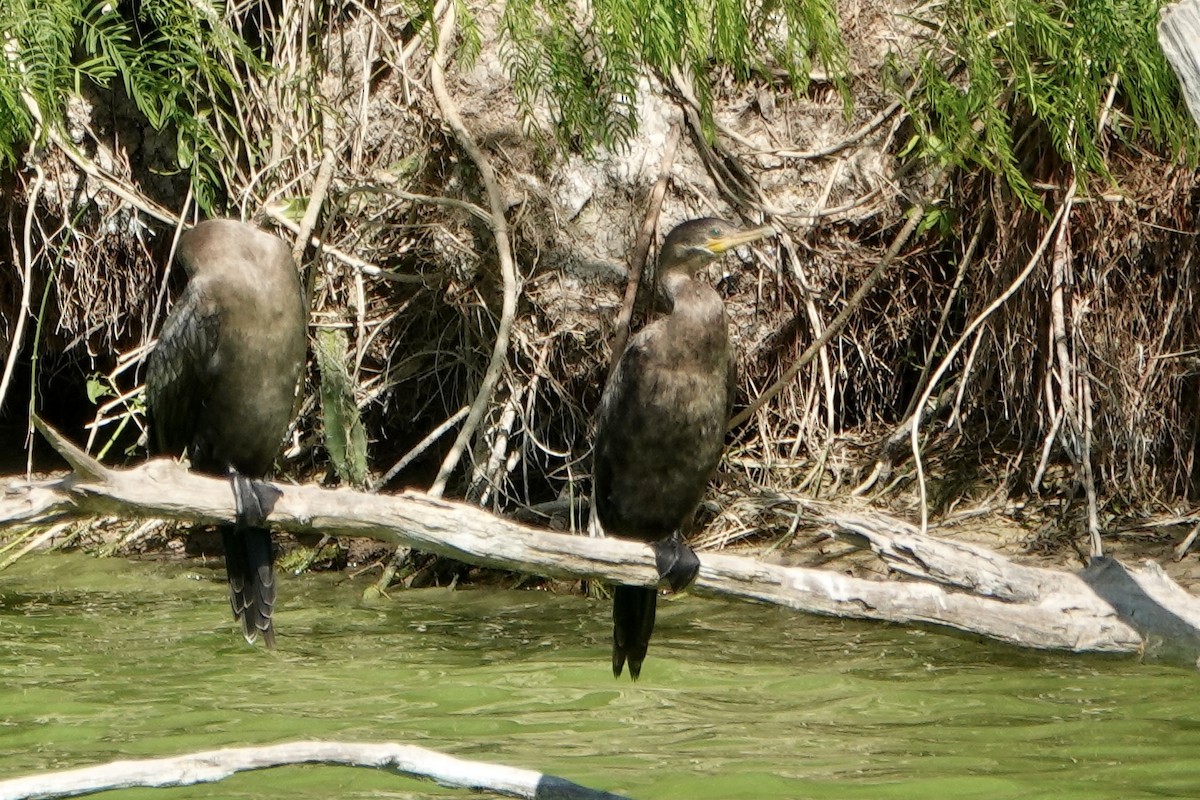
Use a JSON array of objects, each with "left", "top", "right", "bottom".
[{"left": 425, "top": 2, "right": 519, "bottom": 499}]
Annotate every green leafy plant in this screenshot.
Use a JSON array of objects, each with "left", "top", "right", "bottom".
[
  {"left": 498, "top": 0, "right": 849, "bottom": 153},
  {"left": 0, "top": 0, "right": 260, "bottom": 210},
  {"left": 896, "top": 0, "right": 1197, "bottom": 209}
]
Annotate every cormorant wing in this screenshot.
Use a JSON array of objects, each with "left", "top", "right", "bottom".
[
  {"left": 145, "top": 285, "right": 221, "bottom": 458},
  {"left": 595, "top": 328, "right": 658, "bottom": 451}
]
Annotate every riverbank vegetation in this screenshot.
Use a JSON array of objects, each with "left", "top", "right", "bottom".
[{"left": 1, "top": 0, "right": 1199, "bottom": 585}]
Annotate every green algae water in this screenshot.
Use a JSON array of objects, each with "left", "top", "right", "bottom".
[{"left": 3, "top": 552, "right": 1200, "bottom": 799}]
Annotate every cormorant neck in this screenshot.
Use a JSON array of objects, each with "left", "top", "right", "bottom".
[
  {"left": 660, "top": 270, "right": 695, "bottom": 304},
  {"left": 658, "top": 269, "right": 726, "bottom": 346}
]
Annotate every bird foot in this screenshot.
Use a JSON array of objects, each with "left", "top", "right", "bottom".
[
  {"left": 651, "top": 536, "right": 700, "bottom": 593},
  {"left": 228, "top": 470, "right": 281, "bottom": 530}
]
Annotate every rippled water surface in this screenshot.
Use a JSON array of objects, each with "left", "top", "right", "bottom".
[{"left": 2, "top": 553, "right": 1199, "bottom": 799}]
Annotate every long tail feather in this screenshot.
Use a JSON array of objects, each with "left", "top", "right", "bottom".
[
  {"left": 222, "top": 526, "right": 276, "bottom": 648},
  {"left": 612, "top": 585, "right": 657, "bottom": 679}
]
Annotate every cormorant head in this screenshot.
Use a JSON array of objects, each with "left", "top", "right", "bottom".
[{"left": 658, "top": 217, "right": 775, "bottom": 278}]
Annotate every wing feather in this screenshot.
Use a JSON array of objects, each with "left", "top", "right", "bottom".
[{"left": 145, "top": 286, "right": 220, "bottom": 458}]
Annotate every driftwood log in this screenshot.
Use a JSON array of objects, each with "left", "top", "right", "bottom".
[
  {"left": 1160, "top": 0, "right": 1200, "bottom": 128},
  {"left": 5, "top": 420, "right": 1200, "bottom": 662},
  {"left": 0, "top": 740, "right": 628, "bottom": 800}
]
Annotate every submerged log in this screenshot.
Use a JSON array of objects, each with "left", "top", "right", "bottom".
[
  {"left": 3, "top": 419, "right": 1200, "bottom": 662},
  {"left": 0, "top": 740, "right": 628, "bottom": 800}
]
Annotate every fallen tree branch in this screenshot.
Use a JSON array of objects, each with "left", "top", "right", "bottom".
[
  {"left": 0, "top": 740, "right": 627, "bottom": 800},
  {"left": 7, "top": 420, "right": 1200, "bottom": 661}
]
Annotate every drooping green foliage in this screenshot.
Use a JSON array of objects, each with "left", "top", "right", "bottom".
[
  {"left": 897, "top": 0, "right": 1197, "bottom": 209},
  {"left": 499, "top": 0, "right": 849, "bottom": 153},
  {"left": 0, "top": 0, "right": 259, "bottom": 210}
]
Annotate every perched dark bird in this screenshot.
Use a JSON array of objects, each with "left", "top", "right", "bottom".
[
  {"left": 593, "top": 217, "right": 774, "bottom": 679},
  {"left": 146, "top": 219, "right": 307, "bottom": 647}
]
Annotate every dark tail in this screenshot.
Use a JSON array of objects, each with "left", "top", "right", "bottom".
[
  {"left": 222, "top": 526, "right": 276, "bottom": 648},
  {"left": 612, "top": 585, "right": 657, "bottom": 679}
]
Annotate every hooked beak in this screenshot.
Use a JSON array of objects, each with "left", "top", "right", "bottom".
[{"left": 704, "top": 225, "right": 776, "bottom": 254}]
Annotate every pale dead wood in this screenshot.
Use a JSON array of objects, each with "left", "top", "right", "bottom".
[
  {"left": 289, "top": 111, "right": 339, "bottom": 266},
  {"left": 0, "top": 740, "right": 628, "bottom": 800},
  {"left": 1159, "top": 0, "right": 1200, "bottom": 128},
  {"left": 8, "top": 421, "right": 1200, "bottom": 661},
  {"left": 1176, "top": 521, "right": 1200, "bottom": 560}
]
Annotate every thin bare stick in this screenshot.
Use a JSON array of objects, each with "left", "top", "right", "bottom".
[
  {"left": 796, "top": 161, "right": 842, "bottom": 446},
  {"left": 909, "top": 179, "right": 1078, "bottom": 533},
  {"left": 758, "top": 101, "right": 904, "bottom": 160},
  {"left": 378, "top": 181, "right": 493, "bottom": 224},
  {"left": 1082, "top": 367, "right": 1102, "bottom": 556},
  {"left": 0, "top": 164, "right": 42, "bottom": 415},
  {"left": 1031, "top": 407, "right": 1065, "bottom": 494},
  {"left": 776, "top": 162, "right": 839, "bottom": 493},
  {"left": 372, "top": 406, "right": 470, "bottom": 492},
  {"left": 1046, "top": 205, "right": 1100, "bottom": 553},
  {"left": 145, "top": 194, "right": 193, "bottom": 362},
  {"left": 427, "top": 5, "right": 519, "bottom": 498},
  {"left": 19, "top": 87, "right": 177, "bottom": 225},
  {"left": 50, "top": 136, "right": 178, "bottom": 224},
  {"left": 605, "top": 123, "right": 681, "bottom": 380},
  {"left": 902, "top": 217, "right": 984, "bottom": 420},
  {"left": 0, "top": 740, "right": 628, "bottom": 800},
  {"left": 0, "top": 522, "right": 68, "bottom": 571},
  {"left": 264, "top": 209, "right": 429, "bottom": 284},
  {"left": 469, "top": 379, "right": 524, "bottom": 505},
  {"left": 947, "top": 328, "right": 986, "bottom": 429},
  {"left": 290, "top": 111, "right": 339, "bottom": 265},
  {"left": 1078, "top": 74, "right": 1121, "bottom": 557}
]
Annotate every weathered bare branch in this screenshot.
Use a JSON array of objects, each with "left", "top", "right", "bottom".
[
  {"left": 8, "top": 422, "right": 1200, "bottom": 661},
  {"left": 0, "top": 740, "right": 628, "bottom": 800}
]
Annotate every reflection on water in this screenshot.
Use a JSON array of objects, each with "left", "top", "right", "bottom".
[{"left": 1, "top": 553, "right": 1199, "bottom": 799}]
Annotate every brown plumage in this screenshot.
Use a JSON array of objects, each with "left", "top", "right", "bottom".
[
  {"left": 593, "top": 217, "right": 774, "bottom": 679},
  {"left": 146, "top": 219, "right": 307, "bottom": 647}
]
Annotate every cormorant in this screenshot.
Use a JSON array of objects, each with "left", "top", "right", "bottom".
[
  {"left": 146, "top": 219, "right": 307, "bottom": 647},
  {"left": 593, "top": 217, "right": 775, "bottom": 679}
]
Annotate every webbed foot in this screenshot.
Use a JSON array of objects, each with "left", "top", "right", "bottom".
[
  {"left": 651, "top": 533, "right": 700, "bottom": 592},
  {"left": 228, "top": 469, "right": 280, "bottom": 530}
]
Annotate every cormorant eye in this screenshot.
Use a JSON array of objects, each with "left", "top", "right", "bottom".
[{"left": 709, "top": 226, "right": 721, "bottom": 237}]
